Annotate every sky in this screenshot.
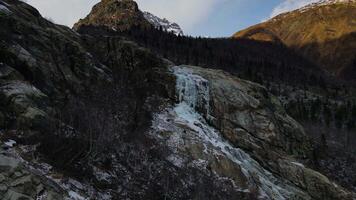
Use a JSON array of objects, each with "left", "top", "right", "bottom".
[{"left": 25, "top": 0, "right": 319, "bottom": 37}]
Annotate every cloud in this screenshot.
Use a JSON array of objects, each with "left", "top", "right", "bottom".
[
  {"left": 270, "top": 0, "right": 319, "bottom": 18},
  {"left": 25, "top": 0, "right": 228, "bottom": 32}
]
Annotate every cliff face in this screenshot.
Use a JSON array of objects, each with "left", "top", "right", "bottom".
[
  {"left": 0, "top": 0, "right": 355, "bottom": 199},
  {"left": 233, "top": 0, "right": 356, "bottom": 80}
]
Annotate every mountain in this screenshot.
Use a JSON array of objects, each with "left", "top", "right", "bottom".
[
  {"left": 73, "top": 0, "right": 184, "bottom": 35},
  {"left": 233, "top": 0, "right": 356, "bottom": 80},
  {"left": 73, "top": 0, "right": 151, "bottom": 31},
  {"left": 143, "top": 11, "right": 183, "bottom": 35},
  {"left": 0, "top": 0, "right": 355, "bottom": 199}
]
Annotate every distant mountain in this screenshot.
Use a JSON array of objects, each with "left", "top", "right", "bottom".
[
  {"left": 234, "top": 0, "right": 356, "bottom": 80},
  {"left": 143, "top": 11, "right": 183, "bottom": 35}
]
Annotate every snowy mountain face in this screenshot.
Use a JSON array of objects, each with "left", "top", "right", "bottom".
[{"left": 143, "top": 11, "right": 183, "bottom": 35}]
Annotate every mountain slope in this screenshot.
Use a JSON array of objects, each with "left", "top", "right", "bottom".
[{"left": 233, "top": 0, "right": 356, "bottom": 79}]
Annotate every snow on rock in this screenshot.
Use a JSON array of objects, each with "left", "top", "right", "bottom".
[
  {"left": 0, "top": 3, "right": 11, "bottom": 15},
  {"left": 93, "top": 166, "right": 114, "bottom": 182},
  {"left": 67, "top": 191, "right": 87, "bottom": 200},
  {"left": 4, "top": 139, "right": 16, "bottom": 147},
  {"left": 143, "top": 11, "right": 183, "bottom": 35},
  {"left": 291, "top": 162, "right": 305, "bottom": 168}
]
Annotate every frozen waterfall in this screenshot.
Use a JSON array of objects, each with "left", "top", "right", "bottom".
[
  {"left": 172, "top": 66, "right": 297, "bottom": 200},
  {"left": 174, "top": 66, "right": 211, "bottom": 119}
]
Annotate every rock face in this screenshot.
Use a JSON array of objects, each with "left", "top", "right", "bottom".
[
  {"left": 73, "top": 0, "right": 151, "bottom": 31},
  {"left": 0, "top": 148, "right": 65, "bottom": 200},
  {"left": 143, "top": 11, "right": 183, "bottom": 35},
  {"left": 0, "top": 0, "right": 355, "bottom": 199},
  {"left": 0, "top": 0, "right": 113, "bottom": 136},
  {"left": 233, "top": 0, "right": 356, "bottom": 79}
]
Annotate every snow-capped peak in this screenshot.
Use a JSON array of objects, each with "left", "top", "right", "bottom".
[{"left": 143, "top": 11, "right": 183, "bottom": 36}]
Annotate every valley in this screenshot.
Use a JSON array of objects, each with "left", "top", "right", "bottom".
[{"left": 0, "top": 0, "right": 355, "bottom": 199}]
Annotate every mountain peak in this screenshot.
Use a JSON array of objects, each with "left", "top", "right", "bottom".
[
  {"left": 73, "top": 0, "right": 151, "bottom": 31},
  {"left": 143, "top": 11, "right": 184, "bottom": 35}
]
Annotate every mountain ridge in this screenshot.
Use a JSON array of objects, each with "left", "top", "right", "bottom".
[{"left": 234, "top": 0, "right": 356, "bottom": 80}]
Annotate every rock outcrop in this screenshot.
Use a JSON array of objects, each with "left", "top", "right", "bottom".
[
  {"left": 73, "top": 0, "right": 151, "bottom": 31},
  {"left": 0, "top": 144, "right": 65, "bottom": 199}
]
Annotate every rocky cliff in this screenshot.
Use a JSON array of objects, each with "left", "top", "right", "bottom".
[{"left": 0, "top": 0, "right": 355, "bottom": 199}]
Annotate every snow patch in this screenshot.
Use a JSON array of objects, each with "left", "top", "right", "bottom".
[
  {"left": 0, "top": 4, "right": 11, "bottom": 14},
  {"left": 36, "top": 193, "right": 47, "bottom": 200},
  {"left": 67, "top": 191, "right": 87, "bottom": 200},
  {"left": 4, "top": 139, "right": 16, "bottom": 147},
  {"left": 167, "top": 154, "right": 185, "bottom": 168},
  {"left": 93, "top": 167, "right": 113, "bottom": 182},
  {"left": 291, "top": 162, "right": 305, "bottom": 168}
]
